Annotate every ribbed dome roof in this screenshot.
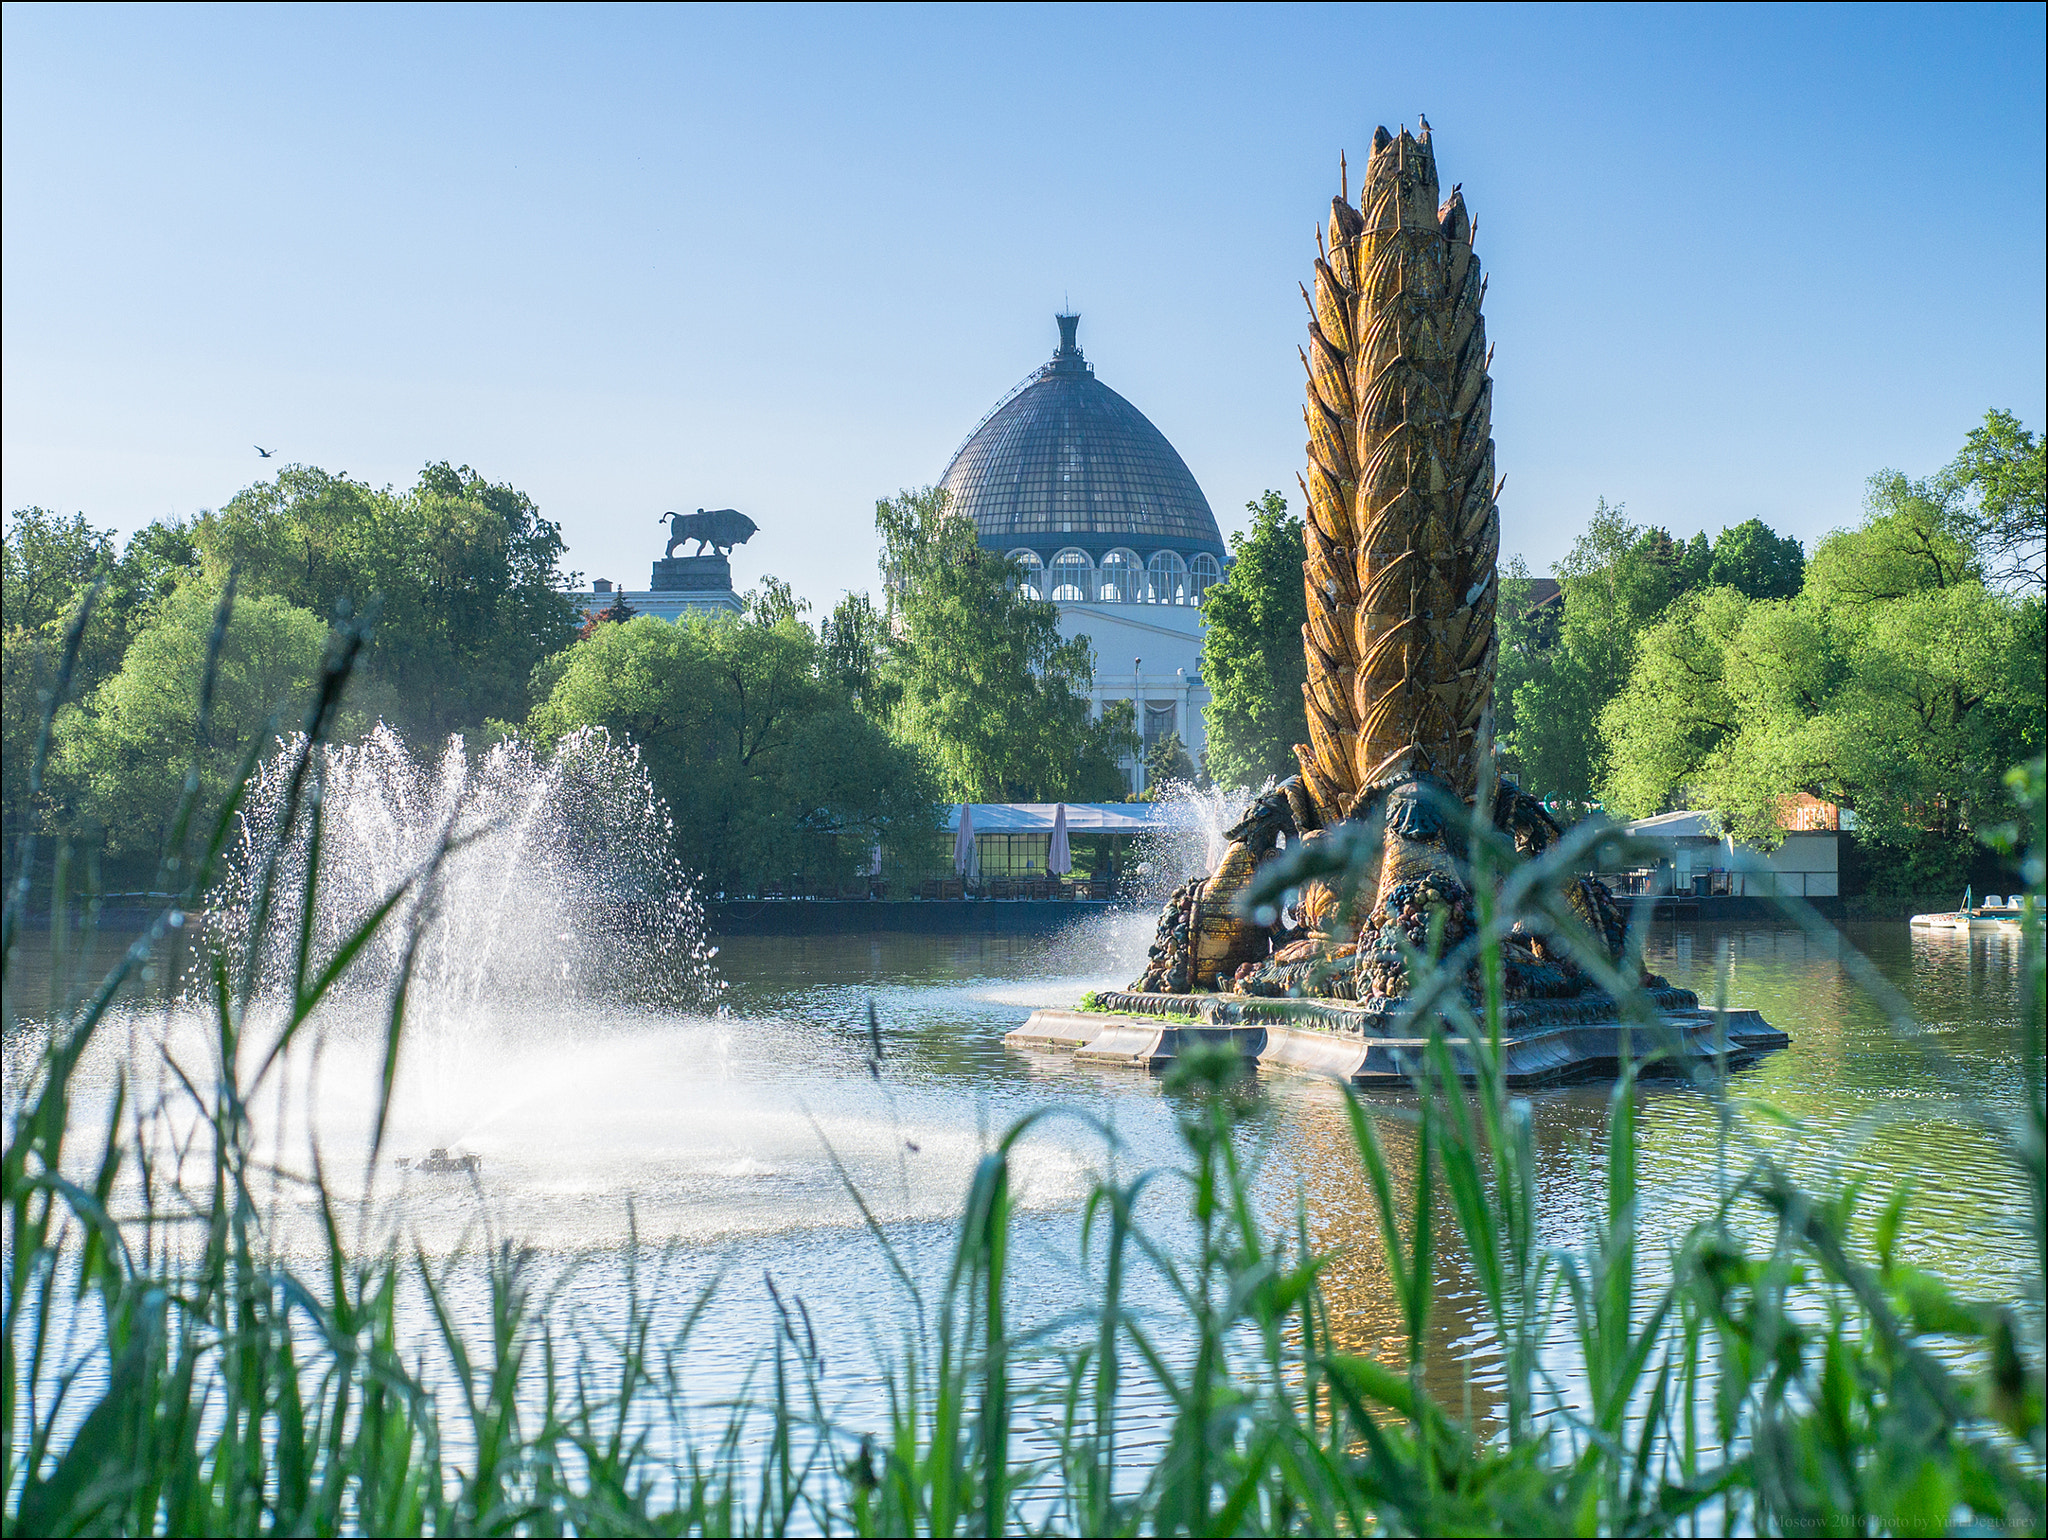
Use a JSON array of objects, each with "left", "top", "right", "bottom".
[{"left": 940, "top": 315, "right": 1224, "bottom": 560}]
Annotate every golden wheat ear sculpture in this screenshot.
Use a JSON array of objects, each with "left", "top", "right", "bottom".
[{"left": 1295, "top": 121, "right": 1500, "bottom": 828}]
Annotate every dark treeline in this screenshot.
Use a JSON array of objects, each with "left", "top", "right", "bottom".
[{"left": 2, "top": 470, "right": 1134, "bottom": 896}]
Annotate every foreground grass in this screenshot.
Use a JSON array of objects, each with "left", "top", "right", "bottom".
[{"left": 4, "top": 586, "right": 2044, "bottom": 1535}]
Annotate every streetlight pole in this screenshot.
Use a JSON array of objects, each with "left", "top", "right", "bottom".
[{"left": 1133, "top": 657, "right": 1144, "bottom": 798}]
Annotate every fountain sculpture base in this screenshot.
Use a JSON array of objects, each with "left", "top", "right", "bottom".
[{"left": 1006, "top": 990, "right": 1787, "bottom": 1087}]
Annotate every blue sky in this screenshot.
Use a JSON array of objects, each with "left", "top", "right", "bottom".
[{"left": 4, "top": 2, "right": 2042, "bottom": 612}]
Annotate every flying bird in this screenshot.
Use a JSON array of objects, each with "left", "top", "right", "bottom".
[{"left": 254, "top": 445, "right": 274, "bottom": 458}]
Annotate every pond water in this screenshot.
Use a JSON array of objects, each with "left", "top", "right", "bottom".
[{"left": 8, "top": 908, "right": 2038, "bottom": 1438}]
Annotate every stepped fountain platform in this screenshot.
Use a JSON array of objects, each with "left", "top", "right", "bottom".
[{"left": 1006, "top": 990, "right": 1787, "bottom": 1087}]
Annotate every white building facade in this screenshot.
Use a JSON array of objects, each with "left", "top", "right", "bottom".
[
  {"left": 1604, "top": 811, "right": 1842, "bottom": 899},
  {"left": 940, "top": 314, "right": 1226, "bottom": 793},
  {"left": 568, "top": 558, "right": 745, "bottom": 624}
]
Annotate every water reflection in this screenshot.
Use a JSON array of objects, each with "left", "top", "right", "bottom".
[{"left": 7, "top": 913, "right": 2034, "bottom": 1432}]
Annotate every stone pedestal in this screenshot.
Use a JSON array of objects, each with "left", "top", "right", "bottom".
[
  {"left": 652, "top": 555, "right": 733, "bottom": 593},
  {"left": 1005, "top": 993, "right": 1788, "bottom": 1086}
]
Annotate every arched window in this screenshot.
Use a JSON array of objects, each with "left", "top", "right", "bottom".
[
  {"left": 1190, "top": 552, "right": 1222, "bottom": 601},
  {"left": 1049, "top": 548, "right": 1091, "bottom": 603},
  {"left": 1007, "top": 549, "right": 1044, "bottom": 599},
  {"left": 1099, "top": 548, "right": 1141, "bottom": 604},
  {"left": 1146, "top": 550, "right": 1189, "bottom": 605}
]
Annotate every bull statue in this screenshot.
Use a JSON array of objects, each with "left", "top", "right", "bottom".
[{"left": 660, "top": 507, "right": 757, "bottom": 559}]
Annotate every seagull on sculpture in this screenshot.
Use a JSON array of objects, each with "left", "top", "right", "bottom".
[{"left": 254, "top": 445, "right": 273, "bottom": 458}]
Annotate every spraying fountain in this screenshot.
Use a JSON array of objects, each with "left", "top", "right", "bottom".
[
  {"left": 219, "top": 723, "right": 724, "bottom": 1017},
  {"left": 1011, "top": 123, "right": 1786, "bottom": 1083},
  {"left": 203, "top": 724, "right": 726, "bottom": 1183}
]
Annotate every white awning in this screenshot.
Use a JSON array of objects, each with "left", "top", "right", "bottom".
[
  {"left": 940, "top": 802, "right": 1171, "bottom": 834},
  {"left": 1622, "top": 810, "right": 1724, "bottom": 840}
]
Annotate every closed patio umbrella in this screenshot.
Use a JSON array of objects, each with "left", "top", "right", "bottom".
[
  {"left": 1047, "top": 802, "right": 1072, "bottom": 875},
  {"left": 952, "top": 804, "right": 979, "bottom": 883}
]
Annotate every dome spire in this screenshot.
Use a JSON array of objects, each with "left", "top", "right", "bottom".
[
  {"left": 1051, "top": 312, "right": 1089, "bottom": 374},
  {"left": 939, "top": 312, "right": 1220, "bottom": 558}
]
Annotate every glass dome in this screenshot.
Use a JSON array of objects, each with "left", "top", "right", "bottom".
[{"left": 939, "top": 315, "right": 1225, "bottom": 568}]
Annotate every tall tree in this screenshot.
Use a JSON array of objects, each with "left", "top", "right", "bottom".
[
  {"left": 1198, "top": 491, "right": 1308, "bottom": 792},
  {"left": 820, "top": 590, "right": 896, "bottom": 721},
  {"left": 1143, "top": 731, "right": 1198, "bottom": 793},
  {"left": 194, "top": 462, "right": 578, "bottom": 739},
  {"left": 1704, "top": 518, "right": 1805, "bottom": 600},
  {"left": 1499, "top": 499, "right": 1678, "bottom": 797},
  {"left": 54, "top": 578, "right": 329, "bottom": 860},
  {"left": 3, "top": 510, "right": 205, "bottom": 857},
  {"left": 1, "top": 508, "right": 114, "bottom": 634},
  {"left": 528, "top": 612, "right": 936, "bottom": 893},
  {"left": 1602, "top": 491, "right": 2043, "bottom": 892},
  {"left": 876, "top": 486, "right": 1132, "bottom": 801},
  {"left": 1491, "top": 554, "right": 1557, "bottom": 783},
  {"left": 744, "top": 574, "right": 810, "bottom": 628},
  {"left": 1944, "top": 407, "right": 2045, "bottom": 593},
  {"left": 577, "top": 590, "right": 638, "bottom": 640},
  {"left": 1811, "top": 471, "right": 1980, "bottom": 606},
  {"left": 1497, "top": 505, "right": 1806, "bottom": 796}
]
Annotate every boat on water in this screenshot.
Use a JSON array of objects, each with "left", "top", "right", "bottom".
[{"left": 1909, "top": 889, "right": 2026, "bottom": 934}]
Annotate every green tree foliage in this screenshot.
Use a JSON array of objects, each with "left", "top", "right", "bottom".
[
  {"left": 1143, "top": 731, "right": 1198, "bottom": 794},
  {"left": 1677, "top": 530, "right": 1713, "bottom": 589},
  {"left": 4, "top": 510, "right": 119, "bottom": 851},
  {"left": 1812, "top": 470, "right": 1980, "bottom": 606},
  {"left": 744, "top": 574, "right": 810, "bottom": 628},
  {"left": 876, "top": 486, "right": 1132, "bottom": 802},
  {"left": 3, "top": 509, "right": 206, "bottom": 857},
  {"left": 1491, "top": 555, "right": 1556, "bottom": 787},
  {"left": 577, "top": 590, "right": 637, "bottom": 639},
  {"left": 1603, "top": 496, "right": 2043, "bottom": 889},
  {"left": 53, "top": 578, "right": 328, "bottom": 859},
  {"left": 528, "top": 613, "right": 937, "bottom": 893},
  {"left": 1947, "top": 407, "right": 2046, "bottom": 592},
  {"left": 1499, "top": 501, "right": 1663, "bottom": 797},
  {"left": 819, "top": 589, "right": 896, "bottom": 721},
  {"left": 1499, "top": 502, "right": 1809, "bottom": 798},
  {"left": 1198, "top": 491, "right": 1307, "bottom": 792},
  {"left": 1704, "top": 516, "right": 1806, "bottom": 599},
  {"left": 3, "top": 508, "right": 202, "bottom": 691},
  {"left": 2, "top": 507, "right": 116, "bottom": 633},
  {"left": 193, "top": 462, "right": 578, "bottom": 739}
]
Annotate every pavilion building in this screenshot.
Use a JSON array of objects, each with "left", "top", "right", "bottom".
[{"left": 939, "top": 313, "right": 1226, "bottom": 794}]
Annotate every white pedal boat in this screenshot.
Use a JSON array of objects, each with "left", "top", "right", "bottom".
[{"left": 1910, "top": 893, "right": 2024, "bottom": 933}]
